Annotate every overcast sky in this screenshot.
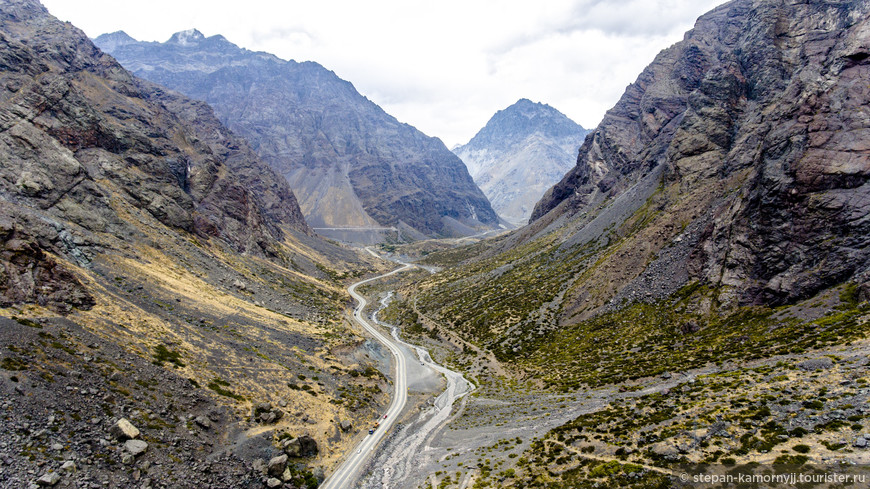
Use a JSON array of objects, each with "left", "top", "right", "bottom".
[{"left": 42, "top": 0, "right": 727, "bottom": 147}]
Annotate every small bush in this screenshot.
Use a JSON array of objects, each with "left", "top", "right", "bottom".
[
  {"left": 207, "top": 378, "right": 244, "bottom": 401},
  {"left": 153, "top": 345, "right": 185, "bottom": 368}
]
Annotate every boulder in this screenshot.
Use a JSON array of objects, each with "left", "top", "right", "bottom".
[
  {"left": 252, "top": 458, "right": 267, "bottom": 475},
  {"left": 282, "top": 437, "right": 301, "bottom": 457},
  {"left": 36, "top": 472, "right": 61, "bottom": 486},
  {"left": 267, "top": 454, "right": 288, "bottom": 477},
  {"left": 339, "top": 420, "right": 352, "bottom": 432},
  {"left": 298, "top": 435, "right": 319, "bottom": 457},
  {"left": 194, "top": 415, "right": 211, "bottom": 429},
  {"left": 798, "top": 358, "right": 834, "bottom": 371},
  {"left": 854, "top": 437, "right": 868, "bottom": 448},
  {"left": 124, "top": 439, "right": 148, "bottom": 457},
  {"left": 109, "top": 418, "right": 140, "bottom": 441},
  {"left": 266, "top": 478, "right": 282, "bottom": 488}
]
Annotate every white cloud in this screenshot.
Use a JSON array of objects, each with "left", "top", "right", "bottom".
[{"left": 41, "top": 0, "right": 726, "bottom": 147}]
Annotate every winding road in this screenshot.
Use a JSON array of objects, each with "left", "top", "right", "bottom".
[{"left": 319, "top": 255, "right": 413, "bottom": 489}]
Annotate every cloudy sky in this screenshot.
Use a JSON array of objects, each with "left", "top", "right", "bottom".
[{"left": 42, "top": 0, "right": 726, "bottom": 147}]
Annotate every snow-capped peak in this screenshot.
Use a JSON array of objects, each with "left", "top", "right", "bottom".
[{"left": 168, "top": 29, "right": 205, "bottom": 46}]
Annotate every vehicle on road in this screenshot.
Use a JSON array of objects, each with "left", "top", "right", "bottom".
[
  {"left": 383, "top": 414, "right": 388, "bottom": 419},
  {"left": 368, "top": 429, "right": 374, "bottom": 434}
]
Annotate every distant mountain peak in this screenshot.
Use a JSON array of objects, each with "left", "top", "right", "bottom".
[
  {"left": 463, "top": 98, "right": 585, "bottom": 151},
  {"left": 92, "top": 30, "right": 137, "bottom": 51},
  {"left": 168, "top": 28, "right": 206, "bottom": 46},
  {"left": 453, "top": 99, "right": 589, "bottom": 226}
]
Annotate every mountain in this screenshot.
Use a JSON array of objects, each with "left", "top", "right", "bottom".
[
  {"left": 415, "top": 0, "right": 870, "bottom": 371},
  {"left": 453, "top": 99, "right": 589, "bottom": 226},
  {"left": 0, "top": 1, "right": 390, "bottom": 485},
  {"left": 384, "top": 0, "right": 870, "bottom": 482},
  {"left": 94, "top": 31, "right": 500, "bottom": 239},
  {"left": 528, "top": 0, "right": 870, "bottom": 309}
]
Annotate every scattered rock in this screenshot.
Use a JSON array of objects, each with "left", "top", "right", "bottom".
[
  {"left": 60, "top": 461, "right": 75, "bottom": 472},
  {"left": 797, "top": 358, "right": 834, "bottom": 371},
  {"left": 661, "top": 372, "right": 672, "bottom": 380},
  {"left": 252, "top": 402, "right": 284, "bottom": 424},
  {"left": 233, "top": 279, "right": 247, "bottom": 291},
  {"left": 110, "top": 418, "right": 140, "bottom": 441},
  {"left": 124, "top": 439, "right": 148, "bottom": 457},
  {"left": 252, "top": 458, "right": 267, "bottom": 475},
  {"left": 266, "top": 478, "right": 282, "bottom": 488},
  {"left": 36, "top": 472, "right": 60, "bottom": 486}
]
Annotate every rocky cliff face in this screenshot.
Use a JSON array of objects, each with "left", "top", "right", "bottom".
[
  {"left": 95, "top": 31, "right": 500, "bottom": 238},
  {"left": 0, "top": 0, "right": 314, "bottom": 307},
  {"left": 453, "top": 99, "right": 588, "bottom": 226},
  {"left": 531, "top": 0, "right": 870, "bottom": 308},
  {"left": 0, "top": 3, "right": 385, "bottom": 486}
]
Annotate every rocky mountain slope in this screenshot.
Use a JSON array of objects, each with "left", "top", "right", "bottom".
[
  {"left": 380, "top": 0, "right": 870, "bottom": 485},
  {"left": 95, "top": 30, "right": 500, "bottom": 239},
  {"left": 529, "top": 0, "right": 870, "bottom": 310},
  {"left": 453, "top": 99, "right": 589, "bottom": 226},
  {"left": 0, "top": 1, "right": 392, "bottom": 487}
]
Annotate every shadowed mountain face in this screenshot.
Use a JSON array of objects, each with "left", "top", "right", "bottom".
[
  {"left": 453, "top": 99, "right": 589, "bottom": 226},
  {"left": 95, "top": 31, "right": 500, "bottom": 238}
]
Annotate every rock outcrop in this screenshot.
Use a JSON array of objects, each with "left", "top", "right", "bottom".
[
  {"left": 453, "top": 99, "right": 589, "bottom": 226},
  {"left": 0, "top": 213, "right": 94, "bottom": 313},
  {"left": 95, "top": 31, "right": 500, "bottom": 238}
]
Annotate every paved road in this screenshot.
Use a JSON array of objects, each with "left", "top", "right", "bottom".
[{"left": 319, "top": 255, "right": 412, "bottom": 489}]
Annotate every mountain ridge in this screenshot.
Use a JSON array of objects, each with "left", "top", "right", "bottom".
[
  {"left": 95, "top": 30, "right": 501, "bottom": 238},
  {"left": 1, "top": 3, "right": 387, "bottom": 486}
]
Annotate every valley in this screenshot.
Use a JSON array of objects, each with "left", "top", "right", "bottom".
[{"left": 2, "top": 0, "right": 870, "bottom": 488}]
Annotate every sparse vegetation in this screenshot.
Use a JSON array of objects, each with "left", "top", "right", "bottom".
[
  {"left": 152, "top": 344, "right": 186, "bottom": 368},
  {"left": 207, "top": 378, "right": 245, "bottom": 401}
]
